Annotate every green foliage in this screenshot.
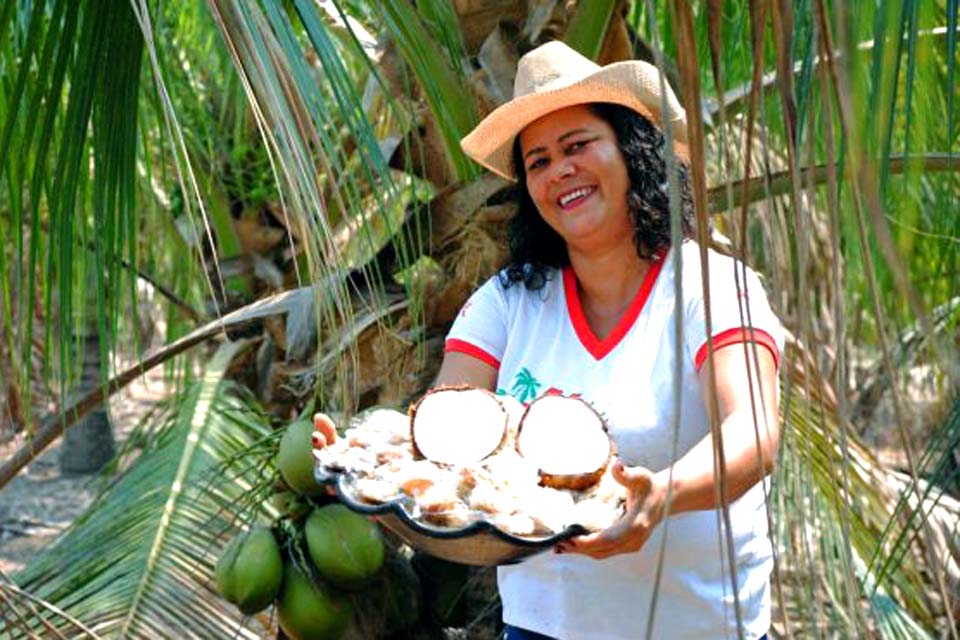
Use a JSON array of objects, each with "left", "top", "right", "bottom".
[
  {"left": 1, "top": 0, "right": 958, "bottom": 637},
  {"left": 565, "top": 0, "right": 619, "bottom": 60},
  {"left": 0, "top": 0, "right": 147, "bottom": 415},
  {"left": 370, "top": 0, "right": 480, "bottom": 180},
  {"left": 10, "top": 342, "right": 273, "bottom": 637}
]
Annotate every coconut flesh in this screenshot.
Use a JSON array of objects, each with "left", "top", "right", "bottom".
[
  {"left": 516, "top": 395, "right": 611, "bottom": 490},
  {"left": 410, "top": 387, "right": 508, "bottom": 466}
]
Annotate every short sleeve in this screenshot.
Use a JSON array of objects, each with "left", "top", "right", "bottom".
[
  {"left": 683, "top": 251, "right": 783, "bottom": 372},
  {"left": 445, "top": 275, "right": 509, "bottom": 370}
]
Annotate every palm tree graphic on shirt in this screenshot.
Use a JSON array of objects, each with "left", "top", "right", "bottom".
[{"left": 510, "top": 367, "right": 541, "bottom": 403}]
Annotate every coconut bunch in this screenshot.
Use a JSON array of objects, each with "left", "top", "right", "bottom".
[
  {"left": 315, "top": 386, "right": 627, "bottom": 537},
  {"left": 214, "top": 505, "right": 387, "bottom": 640},
  {"left": 212, "top": 417, "right": 423, "bottom": 640}
]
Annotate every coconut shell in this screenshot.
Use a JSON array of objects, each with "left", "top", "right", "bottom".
[
  {"left": 516, "top": 395, "right": 612, "bottom": 491},
  {"left": 408, "top": 385, "right": 508, "bottom": 464},
  {"left": 537, "top": 467, "right": 608, "bottom": 491}
]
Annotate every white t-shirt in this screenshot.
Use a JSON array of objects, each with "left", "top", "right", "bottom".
[{"left": 445, "top": 241, "right": 782, "bottom": 640}]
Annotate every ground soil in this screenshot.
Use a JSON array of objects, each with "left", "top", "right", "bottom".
[{"left": 0, "top": 364, "right": 169, "bottom": 575}]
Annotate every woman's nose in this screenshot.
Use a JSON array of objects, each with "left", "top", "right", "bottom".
[{"left": 549, "top": 157, "right": 576, "bottom": 182}]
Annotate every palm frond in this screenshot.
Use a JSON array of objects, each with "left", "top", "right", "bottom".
[
  {"left": 0, "top": 570, "right": 102, "bottom": 640},
  {"left": 0, "top": 285, "right": 317, "bottom": 488},
  {"left": 370, "top": 0, "right": 480, "bottom": 181},
  {"left": 10, "top": 340, "right": 270, "bottom": 638},
  {"left": 564, "top": 0, "right": 619, "bottom": 60}
]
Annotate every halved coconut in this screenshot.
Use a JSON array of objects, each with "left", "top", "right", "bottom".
[
  {"left": 516, "top": 395, "right": 611, "bottom": 490},
  {"left": 409, "top": 386, "right": 508, "bottom": 466},
  {"left": 496, "top": 394, "right": 526, "bottom": 440}
]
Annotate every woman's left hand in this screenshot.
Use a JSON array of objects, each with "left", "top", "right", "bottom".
[{"left": 556, "top": 459, "right": 667, "bottom": 559}]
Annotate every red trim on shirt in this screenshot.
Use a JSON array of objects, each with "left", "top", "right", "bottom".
[
  {"left": 563, "top": 258, "right": 665, "bottom": 360},
  {"left": 694, "top": 327, "right": 780, "bottom": 371},
  {"left": 445, "top": 339, "right": 501, "bottom": 370}
]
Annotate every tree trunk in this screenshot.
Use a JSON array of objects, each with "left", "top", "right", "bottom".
[{"left": 60, "top": 323, "right": 115, "bottom": 474}]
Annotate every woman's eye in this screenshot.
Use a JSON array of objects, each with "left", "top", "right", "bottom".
[
  {"left": 567, "top": 140, "right": 587, "bottom": 153},
  {"left": 527, "top": 157, "right": 547, "bottom": 171}
]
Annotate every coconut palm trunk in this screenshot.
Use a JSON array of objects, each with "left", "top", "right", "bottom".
[{"left": 59, "top": 319, "right": 115, "bottom": 474}]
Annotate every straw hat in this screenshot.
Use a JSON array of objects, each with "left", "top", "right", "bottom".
[{"left": 460, "top": 40, "right": 688, "bottom": 181}]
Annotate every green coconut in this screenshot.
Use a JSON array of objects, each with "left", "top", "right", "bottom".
[
  {"left": 270, "top": 490, "right": 312, "bottom": 520},
  {"left": 305, "top": 504, "right": 385, "bottom": 590},
  {"left": 277, "top": 565, "right": 353, "bottom": 640},
  {"left": 214, "top": 527, "right": 283, "bottom": 615},
  {"left": 214, "top": 534, "right": 243, "bottom": 604},
  {"left": 278, "top": 418, "right": 322, "bottom": 496}
]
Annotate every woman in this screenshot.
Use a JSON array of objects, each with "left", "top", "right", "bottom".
[{"left": 317, "top": 41, "right": 781, "bottom": 640}]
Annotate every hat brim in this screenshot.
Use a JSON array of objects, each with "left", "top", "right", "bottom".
[{"left": 460, "top": 60, "right": 689, "bottom": 181}]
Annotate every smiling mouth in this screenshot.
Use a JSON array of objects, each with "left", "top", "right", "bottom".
[{"left": 557, "top": 186, "right": 597, "bottom": 209}]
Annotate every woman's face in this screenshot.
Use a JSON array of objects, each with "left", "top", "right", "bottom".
[{"left": 518, "top": 104, "right": 631, "bottom": 255}]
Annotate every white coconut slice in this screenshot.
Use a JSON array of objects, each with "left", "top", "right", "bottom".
[
  {"left": 467, "top": 482, "right": 522, "bottom": 515},
  {"left": 314, "top": 441, "right": 379, "bottom": 476},
  {"left": 378, "top": 459, "right": 447, "bottom": 496},
  {"left": 515, "top": 485, "right": 576, "bottom": 533},
  {"left": 481, "top": 449, "right": 540, "bottom": 489},
  {"left": 415, "top": 484, "right": 463, "bottom": 514},
  {"left": 419, "top": 503, "right": 477, "bottom": 528},
  {"left": 516, "top": 395, "right": 611, "bottom": 490},
  {"left": 375, "top": 443, "right": 415, "bottom": 465},
  {"left": 347, "top": 408, "right": 411, "bottom": 446},
  {"left": 351, "top": 478, "right": 402, "bottom": 504},
  {"left": 491, "top": 512, "right": 538, "bottom": 537},
  {"left": 410, "top": 386, "right": 508, "bottom": 466}
]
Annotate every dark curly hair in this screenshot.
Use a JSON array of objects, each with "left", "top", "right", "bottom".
[{"left": 499, "top": 102, "right": 695, "bottom": 290}]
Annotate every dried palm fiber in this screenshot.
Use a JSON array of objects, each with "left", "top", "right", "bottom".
[
  {"left": 435, "top": 219, "right": 507, "bottom": 326},
  {"left": 368, "top": 315, "right": 439, "bottom": 405},
  {"left": 706, "top": 116, "right": 836, "bottom": 359},
  {"left": 452, "top": 0, "right": 531, "bottom": 53}
]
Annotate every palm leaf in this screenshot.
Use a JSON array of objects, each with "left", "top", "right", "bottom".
[
  {"left": 9, "top": 340, "right": 270, "bottom": 638},
  {"left": 564, "top": 0, "right": 619, "bottom": 60},
  {"left": 205, "top": 0, "right": 416, "bottom": 395},
  {"left": 0, "top": 569, "right": 102, "bottom": 639},
  {"left": 370, "top": 0, "right": 480, "bottom": 181},
  {"left": 0, "top": 285, "right": 318, "bottom": 488}
]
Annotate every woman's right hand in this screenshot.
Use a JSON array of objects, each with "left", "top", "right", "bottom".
[{"left": 311, "top": 412, "right": 338, "bottom": 450}]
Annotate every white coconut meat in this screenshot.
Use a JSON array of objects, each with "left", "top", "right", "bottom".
[
  {"left": 348, "top": 408, "right": 411, "bottom": 445},
  {"left": 516, "top": 395, "right": 611, "bottom": 490},
  {"left": 410, "top": 387, "right": 508, "bottom": 466},
  {"left": 481, "top": 449, "right": 539, "bottom": 490}
]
